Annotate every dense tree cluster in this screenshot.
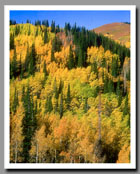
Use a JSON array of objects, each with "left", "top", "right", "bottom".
[{"left": 10, "top": 20, "right": 130, "bottom": 163}]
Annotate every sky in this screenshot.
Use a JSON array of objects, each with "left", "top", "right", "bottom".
[{"left": 10, "top": 10, "right": 130, "bottom": 30}]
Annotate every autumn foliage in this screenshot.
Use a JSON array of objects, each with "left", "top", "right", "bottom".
[{"left": 10, "top": 22, "right": 130, "bottom": 163}]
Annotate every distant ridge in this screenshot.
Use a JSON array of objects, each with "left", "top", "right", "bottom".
[{"left": 93, "top": 22, "right": 130, "bottom": 48}]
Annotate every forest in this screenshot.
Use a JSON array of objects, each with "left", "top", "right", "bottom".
[{"left": 10, "top": 19, "right": 130, "bottom": 163}]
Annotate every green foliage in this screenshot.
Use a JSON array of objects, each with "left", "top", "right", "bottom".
[
  {"left": 83, "top": 97, "right": 89, "bottom": 113},
  {"left": 123, "top": 94, "right": 129, "bottom": 116},
  {"left": 51, "top": 20, "right": 55, "bottom": 33},
  {"left": 91, "top": 61, "right": 98, "bottom": 77},
  {"left": 10, "top": 33, "right": 15, "bottom": 50},
  {"left": 44, "top": 29, "right": 48, "bottom": 44},
  {"left": 77, "top": 49, "right": 84, "bottom": 67},
  {"left": 111, "top": 57, "right": 119, "bottom": 77},
  {"left": 28, "top": 43, "right": 37, "bottom": 76},
  {"left": 52, "top": 36, "right": 62, "bottom": 53},
  {"left": 108, "top": 79, "right": 114, "bottom": 93},
  {"left": 45, "top": 96, "right": 53, "bottom": 114},
  {"left": 68, "top": 45, "right": 75, "bottom": 70},
  {"left": 59, "top": 92, "right": 63, "bottom": 118},
  {"left": 22, "top": 84, "right": 37, "bottom": 162},
  {"left": 9, "top": 22, "right": 130, "bottom": 163},
  {"left": 42, "top": 20, "right": 49, "bottom": 27},
  {"left": 15, "top": 25, "right": 20, "bottom": 36},
  {"left": 66, "top": 84, "right": 71, "bottom": 109},
  {"left": 10, "top": 47, "right": 17, "bottom": 79}
]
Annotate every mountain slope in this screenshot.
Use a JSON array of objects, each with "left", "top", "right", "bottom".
[{"left": 93, "top": 22, "right": 130, "bottom": 48}]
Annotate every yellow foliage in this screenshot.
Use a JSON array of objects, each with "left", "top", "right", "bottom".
[{"left": 117, "top": 144, "right": 130, "bottom": 163}]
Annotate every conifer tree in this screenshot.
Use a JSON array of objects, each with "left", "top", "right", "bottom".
[
  {"left": 28, "top": 43, "right": 36, "bottom": 76},
  {"left": 68, "top": 45, "right": 74, "bottom": 70},
  {"left": 108, "top": 79, "right": 114, "bottom": 93},
  {"left": 10, "top": 33, "right": 15, "bottom": 50},
  {"left": 35, "top": 27, "right": 39, "bottom": 36},
  {"left": 111, "top": 57, "right": 118, "bottom": 77},
  {"left": 116, "top": 78, "right": 122, "bottom": 106},
  {"left": 51, "top": 48, "right": 55, "bottom": 62},
  {"left": 66, "top": 84, "right": 71, "bottom": 109},
  {"left": 10, "top": 47, "right": 17, "bottom": 79},
  {"left": 42, "top": 20, "right": 49, "bottom": 27},
  {"left": 45, "top": 96, "right": 53, "bottom": 114},
  {"left": 43, "top": 61, "right": 47, "bottom": 76},
  {"left": 59, "top": 92, "right": 63, "bottom": 118},
  {"left": 22, "top": 84, "right": 37, "bottom": 162},
  {"left": 103, "top": 75, "right": 108, "bottom": 93},
  {"left": 77, "top": 49, "right": 83, "bottom": 67},
  {"left": 19, "top": 55, "right": 24, "bottom": 80},
  {"left": 44, "top": 29, "right": 48, "bottom": 44},
  {"left": 58, "top": 79, "right": 63, "bottom": 94},
  {"left": 28, "top": 25, "right": 31, "bottom": 36},
  {"left": 55, "top": 25, "right": 60, "bottom": 33},
  {"left": 91, "top": 61, "right": 98, "bottom": 78},
  {"left": 51, "top": 21, "right": 55, "bottom": 33},
  {"left": 84, "top": 97, "right": 88, "bottom": 113},
  {"left": 15, "top": 25, "right": 20, "bottom": 36},
  {"left": 123, "top": 94, "right": 129, "bottom": 116},
  {"left": 22, "top": 85, "right": 32, "bottom": 162}
]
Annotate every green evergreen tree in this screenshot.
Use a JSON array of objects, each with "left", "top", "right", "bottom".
[
  {"left": 15, "top": 25, "right": 20, "bottom": 36},
  {"left": 56, "top": 25, "right": 60, "bottom": 33},
  {"left": 84, "top": 97, "right": 88, "bottom": 113},
  {"left": 51, "top": 20, "right": 55, "bottom": 33},
  {"left": 51, "top": 48, "right": 55, "bottom": 62},
  {"left": 116, "top": 78, "right": 121, "bottom": 96},
  {"left": 10, "top": 33, "right": 14, "bottom": 50},
  {"left": 28, "top": 25, "right": 31, "bottom": 36},
  {"left": 77, "top": 49, "right": 84, "bottom": 67},
  {"left": 28, "top": 43, "right": 36, "bottom": 76},
  {"left": 111, "top": 57, "right": 118, "bottom": 77},
  {"left": 10, "top": 47, "right": 17, "bottom": 79},
  {"left": 116, "top": 78, "right": 122, "bottom": 106},
  {"left": 91, "top": 61, "right": 98, "bottom": 78},
  {"left": 45, "top": 96, "right": 53, "bottom": 114},
  {"left": 22, "top": 85, "right": 32, "bottom": 162},
  {"left": 126, "top": 69, "right": 130, "bottom": 81},
  {"left": 66, "top": 84, "right": 71, "bottom": 109},
  {"left": 43, "top": 61, "right": 48, "bottom": 77},
  {"left": 123, "top": 94, "right": 129, "bottom": 116},
  {"left": 42, "top": 20, "right": 49, "bottom": 27},
  {"left": 59, "top": 92, "right": 63, "bottom": 118},
  {"left": 35, "top": 27, "right": 39, "bottom": 36},
  {"left": 108, "top": 79, "right": 114, "bottom": 93},
  {"left": 58, "top": 79, "right": 63, "bottom": 94},
  {"left": 44, "top": 29, "right": 48, "bottom": 44},
  {"left": 68, "top": 45, "right": 74, "bottom": 70},
  {"left": 19, "top": 55, "right": 24, "bottom": 80},
  {"left": 22, "top": 84, "right": 37, "bottom": 162},
  {"left": 26, "top": 19, "right": 30, "bottom": 23},
  {"left": 22, "top": 86, "right": 25, "bottom": 103}
]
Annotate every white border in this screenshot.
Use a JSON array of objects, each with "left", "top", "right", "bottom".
[{"left": 4, "top": 5, "right": 136, "bottom": 169}]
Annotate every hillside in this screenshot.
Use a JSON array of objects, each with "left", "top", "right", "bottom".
[
  {"left": 93, "top": 22, "right": 130, "bottom": 48},
  {"left": 10, "top": 22, "right": 130, "bottom": 164}
]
